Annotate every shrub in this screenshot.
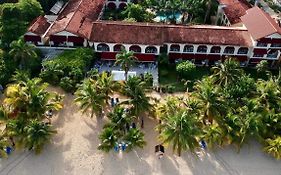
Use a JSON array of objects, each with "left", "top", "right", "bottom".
[
  {"left": 176, "top": 61, "right": 196, "bottom": 78},
  {"left": 40, "top": 48, "right": 94, "bottom": 91},
  {"left": 144, "top": 73, "right": 153, "bottom": 87},
  {"left": 167, "top": 85, "right": 175, "bottom": 93},
  {"left": 59, "top": 77, "right": 76, "bottom": 93}
]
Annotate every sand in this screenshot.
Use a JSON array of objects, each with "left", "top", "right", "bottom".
[{"left": 0, "top": 88, "right": 280, "bottom": 175}]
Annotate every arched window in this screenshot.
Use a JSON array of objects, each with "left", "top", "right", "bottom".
[
  {"left": 237, "top": 47, "right": 248, "bottom": 55},
  {"left": 145, "top": 46, "right": 157, "bottom": 53},
  {"left": 119, "top": 3, "right": 127, "bottom": 10},
  {"left": 129, "top": 45, "right": 141, "bottom": 53},
  {"left": 210, "top": 46, "right": 221, "bottom": 53},
  {"left": 170, "top": 44, "right": 180, "bottom": 52},
  {"left": 224, "top": 47, "right": 235, "bottom": 54},
  {"left": 183, "top": 45, "right": 194, "bottom": 52},
  {"left": 97, "top": 43, "right": 110, "bottom": 52},
  {"left": 197, "top": 45, "right": 207, "bottom": 53},
  {"left": 107, "top": 2, "right": 116, "bottom": 10},
  {"left": 113, "top": 44, "right": 125, "bottom": 52}
]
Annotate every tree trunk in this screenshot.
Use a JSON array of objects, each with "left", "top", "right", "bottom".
[
  {"left": 125, "top": 71, "right": 128, "bottom": 81},
  {"left": 204, "top": 0, "right": 212, "bottom": 24},
  {"left": 91, "top": 108, "right": 94, "bottom": 118}
]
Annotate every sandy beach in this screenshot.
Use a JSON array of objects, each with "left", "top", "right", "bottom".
[{"left": 0, "top": 89, "right": 280, "bottom": 175}]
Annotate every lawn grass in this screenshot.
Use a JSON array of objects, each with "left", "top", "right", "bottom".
[
  {"left": 159, "top": 63, "right": 278, "bottom": 92},
  {"left": 159, "top": 64, "right": 210, "bottom": 92}
]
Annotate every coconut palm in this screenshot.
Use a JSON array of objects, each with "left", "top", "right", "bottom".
[
  {"left": 157, "top": 109, "right": 202, "bottom": 156},
  {"left": 75, "top": 79, "right": 106, "bottom": 117},
  {"left": 156, "top": 96, "right": 181, "bottom": 118},
  {"left": 122, "top": 76, "right": 153, "bottom": 116},
  {"left": 97, "top": 72, "right": 120, "bottom": 101},
  {"left": 255, "top": 78, "right": 281, "bottom": 111},
  {"left": 4, "top": 78, "right": 63, "bottom": 119},
  {"left": 107, "top": 106, "right": 134, "bottom": 133},
  {"left": 5, "top": 117, "right": 29, "bottom": 148},
  {"left": 211, "top": 57, "right": 243, "bottom": 87},
  {"left": 98, "top": 125, "right": 120, "bottom": 152},
  {"left": 124, "top": 128, "right": 146, "bottom": 151},
  {"left": 23, "top": 120, "right": 56, "bottom": 154},
  {"left": 9, "top": 38, "right": 37, "bottom": 69},
  {"left": 11, "top": 69, "right": 30, "bottom": 83},
  {"left": 194, "top": 77, "right": 226, "bottom": 124},
  {"left": 115, "top": 49, "right": 137, "bottom": 81},
  {"left": 202, "top": 124, "right": 224, "bottom": 149},
  {"left": 264, "top": 137, "right": 281, "bottom": 159}
]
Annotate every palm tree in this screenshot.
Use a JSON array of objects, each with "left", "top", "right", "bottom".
[
  {"left": 23, "top": 120, "right": 56, "bottom": 154},
  {"left": 124, "top": 128, "right": 146, "bottom": 151},
  {"left": 202, "top": 124, "right": 224, "bottom": 149},
  {"left": 9, "top": 38, "right": 37, "bottom": 69},
  {"left": 11, "top": 69, "right": 30, "bottom": 83},
  {"left": 211, "top": 57, "right": 243, "bottom": 87},
  {"left": 194, "top": 77, "right": 226, "bottom": 124},
  {"left": 115, "top": 49, "right": 137, "bottom": 81},
  {"left": 107, "top": 106, "right": 135, "bottom": 133},
  {"left": 122, "top": 76, "right": 153, "bottom": 116},
  {"left": 75, "top": 79, "right": 106, "bottom": 117},
  {"left": 98, "top": 125, "right": 120, "bottom": 152},
  {"left": 255, "top": 78, "right": 281, "bottom": 111},
  {"left": 264, "top": 137, "right": 281, "bottom": 159},
  {"left": 4, "top": 78, "right": 63, "bottom": 119},
  {"left": 97, "top": 72, "right": 120, "bottom": 101},
  {"left": 157, "top": 109, "right": 202, "bottom": 156}
]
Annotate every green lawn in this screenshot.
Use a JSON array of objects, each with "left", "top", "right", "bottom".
[
  {"left": 158, "top": 64, "right": 210, "bottom": 92},
  {"left": 159, "top": 64, "right": 278, "bottom": 92}
]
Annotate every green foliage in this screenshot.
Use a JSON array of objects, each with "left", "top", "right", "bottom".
[
  {"left": 23, "top": 120, "right": 56, "bottom": 154},
  {"left": 18, "top": 0, "right": 43, "bottom": 22},
  {"left": 144, "top": 72, "right": 153, "bottom": 87},
  {"left": 59, "top": 77, "right": 76, "bottom": 93},
  {"left": 256, "top": 60, "right": 269, "bottom": 74},
  {"left": 40, "top": 48, "right": 94, "bottom": 91},
  {"left": 0, "top": 77, "right": 63, "bottom": 155},
  {"left": 0, "top": 51, "right": 17, "bottom": 86},
  {"left": 122, "top": 76, "right": 153, "bottom": 116},
  {"left": 9, "top": 38, "right": 39, "bottom": 70},
  {"left": 176, "top": 61, "right": 196, "bottom": 78},
  {"left": 145, "top": 0, "right": 207, "bottom": 23},
  {"left": 115, "top": 49, "right": 137, "bottom": 81},
  {"left": 121, "top": 3, "right": 155, "bottom": 22},
  {"left": 75, "top": 78, "right": 106, "bottom": 117},
  {"left": 0, "top": 0, "right": 43, "bottom": 46}
]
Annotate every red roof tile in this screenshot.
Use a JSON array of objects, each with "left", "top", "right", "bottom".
[
  {"left": 90, "top": 21, "right": 253, "bottom": 47},
  {"left": 241, "top": 7, "right": 281, "bottom": 40},
  {"left": 218, "top": 0, "right": 252, "bottom": 24},
  {"left": 47, "top": 0, "right": 105, "bottom": 38},
  {"left": 27, "top": 16, "right": 50, "bottom": 35}
]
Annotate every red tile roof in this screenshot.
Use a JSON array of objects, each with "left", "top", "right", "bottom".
[
  {"left": 241, "top": 7, "right": 281, "bottom": 40},
  {"left": 27, "top": 16, "right": 51, "bottom": 35},
  {"left": 46, "top": 0, "right": 105, "bottom": 38},
  {"left": 218, "top": 0, "right": 252, "bottom": 24},
  {"left": 90, "top": 21, "right": 253, "bottom": 46}
]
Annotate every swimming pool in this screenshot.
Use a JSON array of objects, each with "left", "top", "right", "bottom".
[{"left": 154, "top": 13, "right": 182, "bottom": 23}]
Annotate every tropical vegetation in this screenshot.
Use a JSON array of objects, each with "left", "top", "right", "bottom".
[
  {"left": 40, "top": 48, "right": 94, "bottom": 92},
  {"left": 0, "top": 76, "right": 63, "bottom": 154},
  {"left": 156, "top": 58, "right": 281, "bottom": 159}
]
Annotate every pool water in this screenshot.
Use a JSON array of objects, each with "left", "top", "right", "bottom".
[{"left": 154, "top": 13, "right": 182, "bottom": 23}]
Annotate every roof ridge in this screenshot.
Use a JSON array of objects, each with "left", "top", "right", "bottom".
[
  {"left": 93, "top": 20, "right": 248, "bottom": 31},
  {"left": 64, "top": 0, "right": 84, "bottom": 31}
]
